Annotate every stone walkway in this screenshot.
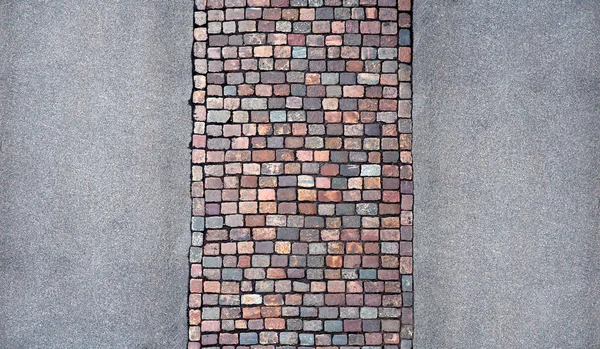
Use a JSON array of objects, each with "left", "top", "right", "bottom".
[{"left": 189, "top": 0, "right": 413, "bottom": 347}]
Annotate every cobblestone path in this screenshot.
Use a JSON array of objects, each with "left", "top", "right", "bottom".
[{"left": 189, "top": 0, "right": 413, "bottom": 347}]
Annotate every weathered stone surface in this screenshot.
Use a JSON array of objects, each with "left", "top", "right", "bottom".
[{"left": 190, "top": 0, "right": 413, "bottom": 345}]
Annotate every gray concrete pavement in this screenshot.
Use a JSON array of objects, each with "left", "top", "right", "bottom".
[
  {"left": 413, "top": 0, "right": 600, "bottom": 347},
  {"left": 0, "top": 1, "right": 191, "bottom": 348}
]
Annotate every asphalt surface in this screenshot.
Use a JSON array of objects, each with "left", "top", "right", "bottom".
[
  {"left": 413, "top": 1, "right": 600, "bottom": 347},
  {"left": 0, "top": 1, "right": 192, "bottom": 348}
]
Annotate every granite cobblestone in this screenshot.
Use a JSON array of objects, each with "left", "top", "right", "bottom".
[{"left": 190, "top": 0, "right": 412, "bottom": 346}]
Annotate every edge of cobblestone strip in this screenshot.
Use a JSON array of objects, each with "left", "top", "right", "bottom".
[
  {"left": 189, "top": 0, "right": 208, "bottom": 346},
  {"left": 397, "top": 1, "right": 414, "bottom": 346}
]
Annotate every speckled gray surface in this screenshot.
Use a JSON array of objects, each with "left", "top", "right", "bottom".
[
  {"left": 0, "top": 1, "right": 191, "bottom": 348},
  {"left": 413, "top": 1, "right": 600, "bottom": 347}
]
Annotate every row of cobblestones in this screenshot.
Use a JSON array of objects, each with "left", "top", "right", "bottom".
[{"left": 189, "top": 0, "right": 413, "bottom": 347}]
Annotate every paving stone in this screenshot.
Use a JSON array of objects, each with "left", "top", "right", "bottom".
[
  {"left": 333, "top": 334, "right": 348, "bottom": 345},
  {"left": 361, "top": 164, "right": 381, "bottom": 176},
  {"left": 239, "top": 333, "right": 258, "bottom": 345},
  {"left": 280, "top": 332, "right": 299, "bottom": 345},
  {"left": 399, "top": 29, "right": 411, "bottom": 46},
  {"left": 206, "top": 110, "right": 231, "bottom": 123},
  {"left": 357, "top": 73, "right": 380, "bottom": 85},
  {"left": 324, "top": 320, "right": 344, "bottom": 332},
  {"left": 191, "top": 217, "right": 205, "bottom": 231},
  {"left": 221, "top": 268, "right": 243, "bottom": 280},
  {"left": 205, "top": 216, "right": 224, "bottom": 228},
  {"left": 299, "top": 333, "right": 315, "bottom": 346},
  {"left": 189, "top": 247, "right": 203, "bottom": 263}
]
